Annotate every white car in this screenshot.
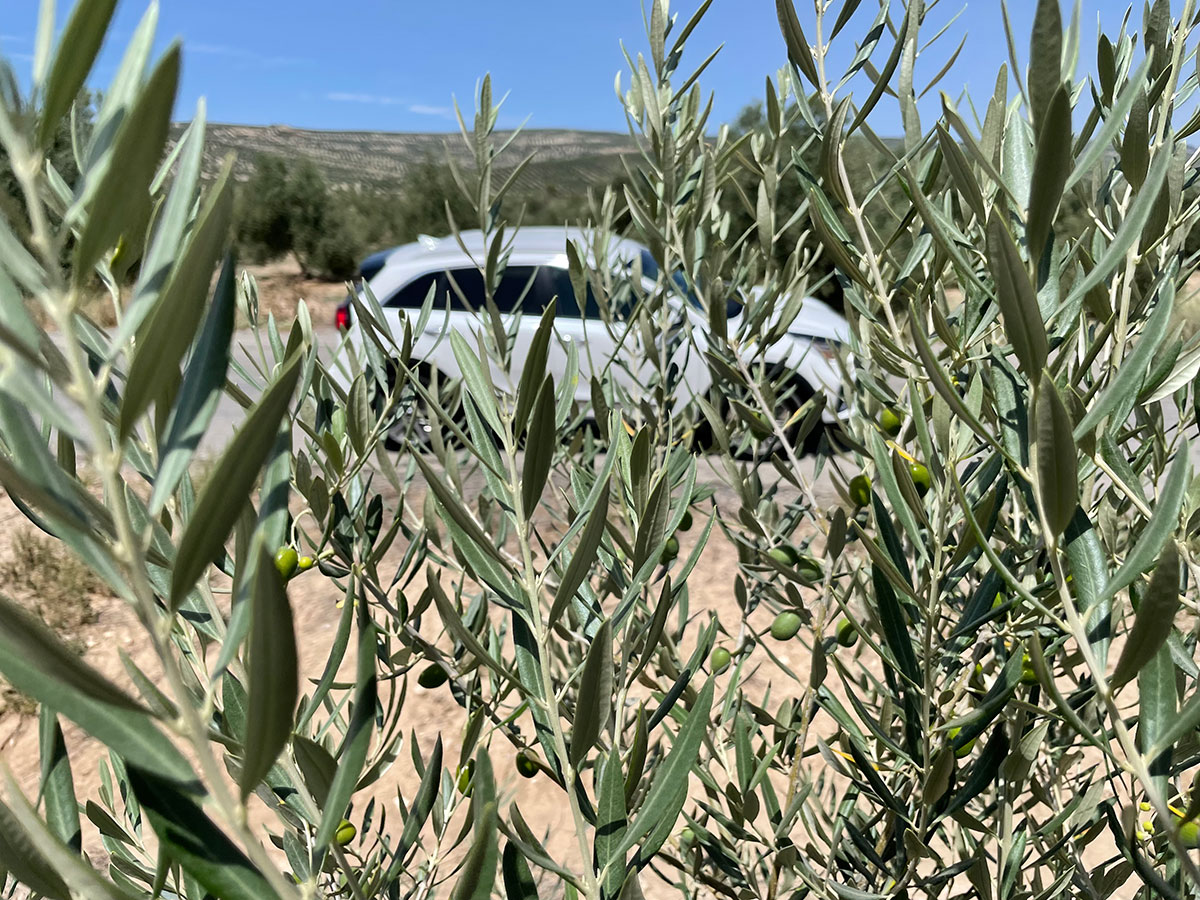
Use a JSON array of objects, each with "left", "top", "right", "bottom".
[{"left": 336, "top": 227, "right": 851, "bottom": 451}]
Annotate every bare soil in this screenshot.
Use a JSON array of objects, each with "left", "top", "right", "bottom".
[
  {"left": 0, "top": 452, "right": 1146, "bottom": 899},
  {"left": 49, "top": 254, "right": 348, "bottom": 331},
  {"left": 0, "top": 458, "right": 850, "bottom": 898}
]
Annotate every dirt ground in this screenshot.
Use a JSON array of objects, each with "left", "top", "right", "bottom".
[
  {"left": 238, "top": 255, "right": 350, "bottom": 327},
  {"left": 0, "top": 455, "right": 852, "bottom": 899},
  {"left": 58, "top": 254, "right": 349, "bottom": 331},
  {"left": 0, "top": 447, "right": 1155, "bottom": 899}
]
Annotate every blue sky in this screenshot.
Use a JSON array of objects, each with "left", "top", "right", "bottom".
[{"left": 0, "top": 1, "right": 1180, "bottom": 135}]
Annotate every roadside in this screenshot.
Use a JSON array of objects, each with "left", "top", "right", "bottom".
[{"left": 33, "top": 254, "right": 348, "bottom": 331}]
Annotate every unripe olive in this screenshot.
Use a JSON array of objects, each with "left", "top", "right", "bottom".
[
  {"left": 710, "top": 646, "right": 732, "bottom": 673},
  {"left": 766, "top": 547, "right": 793, "bottom": 567},
  {"left": 515, "top": 750, "right": 539, "bottom": 779},
  {"left": 770, "top": 612, "right": 803, "bottom": 641},
  {"left": 335, "top": 819, "right": 356, "bottom": 845},
  {"left": 417, "top": 664, "right": 448, "bottom": 689},
  {"left": 879, "top": 408, "right": 903, "bottom": 437},
  {"left": 660, "top": 536, "right": 680, "bottom": 564},
  {"left": 795, "top": 557, "right": 823, "bottom": 584},
  {"left": 457, "top": 760, "right": 475, "bottom": 795},
  {"left": 835, "top": 619, "right": 858, "bottom": 648},
  {"left": 947, "top": 726, "right": 976, "bottom": 759},
  {"left": 848, "top": 474, "right": 872, "bottom": 508},
  {"left": 768, "top": 543, "right": 803, "bottom": 568},
  {"left": 298, "top": 555, "right": 315, "bottom": 571},
  {"left": 1180, "top": 819, "right": 1200, "bottom": 848},
  {"left": 1020, "top": 653, "right": 1038, "bottom": 686},
  {"left": 274, "top": 546, "right": 299, "bottom": 579},
  {"left": 679, "top": 827, "right": 696, "bottom": 849},
  {"left": 679, "top": 510, "right": 694, "bottom": 531},
  {"left": 909, "top": 463, "right": 932, "bottom": 497}
]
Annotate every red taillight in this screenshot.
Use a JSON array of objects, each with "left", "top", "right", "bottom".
[{"left": 335, "top": 304, "right": 351, "bottom": 331}]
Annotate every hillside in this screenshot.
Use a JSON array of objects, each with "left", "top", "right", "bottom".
[{"left": 176, "top": 123, "right": 639, "bottom": 192}]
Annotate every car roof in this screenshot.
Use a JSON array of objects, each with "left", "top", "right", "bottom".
[{"left": 367, "top": 227, "right": 649, "bottom": 274}]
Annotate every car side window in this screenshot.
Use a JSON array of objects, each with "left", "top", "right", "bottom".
[
  {"left": 385, "top": 265, "right": 629, "bottom": 318},
  {"left": 539, "top": 267, "right": 582, "bottom": 317},
  {"left": 540, "top": 266, "right": 631, "bottom": 320},
  {"left": 439, "top": 266, "right": 542, "bottom": 313},
  {"left": 382, "top": 272, "right": 438, "bottom": 309},
  {"left": 497, "top": 267, "right": 541, "bottom": 313}
]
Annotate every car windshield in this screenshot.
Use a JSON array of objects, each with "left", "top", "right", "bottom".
[{"left": 637, "top": 250, "right": 742, "bottom": 319}]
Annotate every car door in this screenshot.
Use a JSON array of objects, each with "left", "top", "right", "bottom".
[
  {"left": 533, "top": 264, "right": 628, "bottom": 404},
  {"left": 428, "top": 264, "right": 552, "bottom": 399}
]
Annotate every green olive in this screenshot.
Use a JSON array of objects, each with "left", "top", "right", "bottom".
[
  {"left": 660, "top": 536, "right": 680, "bottom": 564},
  {"left": 1020, "top": 653, "right": 1038, "bottom": 686},
  {"left": 679, "top": 827, "right": 696, "bottom": 848},
  {"left": 835, "top": 619, "right": 858, "bottom": 648},
  {"left": 515, "top": 751, "right": 539, "bottom": 779},
  {"left": 767, "top": 544, "right": 802, "bottom": 568},
  {"left": 879, "top": 408, "right": 903, "bottom": 437},
  {"left": 947, "top": 726, "right": 976, "bottom": 759},
  {"left": 767, "top": 547, "right": 792, "bottom": 567},
  {"left": 909, "top": 463, "right": 932, "bottom": 497},
  {"left": 274, "top": 546, "right": 299, "bottom": 579},
  {"left": 710, "top": 646, "right": 732, "bottom": 673},
  {"left": 1180, "top": 819, "right": 1200, "bottom": 848},
  {"left": 417, "top": 664, "right": 448, "bottom": 689},
  {"left": 298, "top": 555, "right": 315, "bottom": 571},
  {"left": 335, "top": 819, "right": 356, "bottom": 845},
  {"left": 457, "top": 760, "right": 475, "bottom": 795},
  {"left": 795, "top": 557, "right": 824, "bottom": 584},
  {"left": 679, "top": 510, "right": 694, "bottom": 531},
  {"left": 848, "top": 474, "right": 872, "bottom": 508},
  {"left": 770, "top": 612, "right": 803, "bottom": 641}
]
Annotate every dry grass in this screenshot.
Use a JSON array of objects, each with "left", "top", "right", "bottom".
[{"left": 0, "top": 527, "right": 108, "bottom": 715}]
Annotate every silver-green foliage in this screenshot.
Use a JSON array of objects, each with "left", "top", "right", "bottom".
[{"left": 1, "top": 0, "right": 1200, "bottom": 899}]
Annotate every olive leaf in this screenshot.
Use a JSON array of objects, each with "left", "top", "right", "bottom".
[
  {"left": 1111, "top": 544, "right": 1181, "bottom": 689},
  {"left": 986, "top": 214, "right": 1049, "bottom": 376},
  {"left": 238, "top": 539, "right": 299, "bottom": 799},
  {"left": 1033, "top": 371, "right": 1078, "bottom": 537},
  {"left": 170, "top": 350, "right": 302, "bottom": 609},
  {"left": 127, "top": 767, "right": 280, "bottom": 900},
  {"left": 570, "top": 618, "right": 614, "bottom": 766}
]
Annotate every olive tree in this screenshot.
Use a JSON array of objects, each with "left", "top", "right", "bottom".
[{"left": 2, "top": 1, "right": 1200, "bottom": 899}]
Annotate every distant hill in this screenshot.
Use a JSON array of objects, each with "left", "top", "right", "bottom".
[{"left": 174, "top": 123, "right": 639, "bottom": 193}]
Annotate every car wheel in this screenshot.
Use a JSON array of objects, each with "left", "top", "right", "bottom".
[
  {"left": 373, "top": 363, "right": 439, "bottom": 451},
  {"left": 703, "top": 377, "right": 824, "bottom": 460}
]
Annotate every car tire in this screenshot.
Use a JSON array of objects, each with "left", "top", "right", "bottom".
[
  {"left": 372, "top": 363, "right": 439, "bottom": 451},
  {"left": 701, "top": 376, "right": 825, "bottom": 461}
]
